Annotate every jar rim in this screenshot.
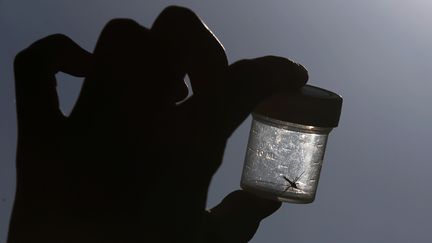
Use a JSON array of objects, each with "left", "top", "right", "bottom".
[{"left": 252, "top": 113, "right": 333, "bottom": 134}]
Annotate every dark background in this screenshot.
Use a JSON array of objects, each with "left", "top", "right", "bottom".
[{"left": 1, "top": 1, "right": 432, "bottom": 242}]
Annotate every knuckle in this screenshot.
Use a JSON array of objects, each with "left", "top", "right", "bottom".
[
  {"left": 13, "top": 47, "right": 40, "bottom": 71},
  {"left": 160, "top": 5, "right": 196, "bottom": 19},
  {"left": 43, "top": 33, "right": 71, "bottom": 43},
  {"left": 103, "top": 18, "right": 140, "bottom": 34},
  {"left": 230, "top": 59, "right": 257, "bottom": 71},
  {"left": 156, "top": 6, "right": 202, "bottom": 29},
  {"left": 14, "top": 49, "right": 30, "bottom": 70},
  {"left": 32, "top": 34, "right": 73, "bottom": 51},
  {"left": 106, "top": 18, "right": 138, "bottom": 27},
  {"left": 14, "top": 34, "right": 73, "bottom": 69},
  {"left": 98, "top": 18, "right": 147, "bottom": 46}
]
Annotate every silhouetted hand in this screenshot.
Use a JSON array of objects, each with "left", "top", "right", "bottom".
[{"left": 8, "top": 6, "right": 308, "bottom": 243}]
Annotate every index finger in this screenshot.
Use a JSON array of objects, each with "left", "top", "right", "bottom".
[{"left": 14, "top": 34, "right": 91, "bottom": 135}]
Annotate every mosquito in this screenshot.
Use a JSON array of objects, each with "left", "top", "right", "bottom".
[
  {"left": 281, "top": 171, "right": 305, "bottom": 192},
  {"left": 254, "top": 170, "right": 305, "bottom": 193}
]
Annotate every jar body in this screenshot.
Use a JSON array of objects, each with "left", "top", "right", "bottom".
[{"left": 240, "top": 114, "right": 331, "bottom": 203}]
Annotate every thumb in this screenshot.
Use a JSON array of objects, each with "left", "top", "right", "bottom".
[{"left": 205, "top": 190, "right": 281, "bottom": 243}]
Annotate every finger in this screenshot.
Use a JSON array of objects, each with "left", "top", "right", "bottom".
[
  {"left": 66, "top": 19, "right": 191, "bottom": 196},
  {"left": 205, "top": 190, "right": 282, "bottom": 243},
  {"left": 221, "top": 56, "right": 308, "bottom": 136},
  {"left": 70, "top": 19, "right": 163, "bottom": 124},
  {"left": 14, "top": 34, "right": 91, "bottom": 133},
  {"left": 150, "top": 6, "right": 229, "bottom": 147},
  {"left": 151, "top": 6, "right": 228, "bottom": 97}
]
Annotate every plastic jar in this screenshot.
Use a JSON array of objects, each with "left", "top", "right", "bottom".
[{"left": 240, "top": 85, "right": 342, "bottom": 203}]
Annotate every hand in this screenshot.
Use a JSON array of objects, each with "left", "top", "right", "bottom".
[{"left": 8, "top": 6, "right": 308, "bottom": 243}]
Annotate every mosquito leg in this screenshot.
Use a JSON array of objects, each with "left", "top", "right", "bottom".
[
  {"left": 294, "top": 171, "right": 305, "bottom": 182},
  {"left": 283, "top": 185, "right": 291, "bottom": 192}
]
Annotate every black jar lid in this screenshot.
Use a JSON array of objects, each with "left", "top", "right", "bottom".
[{"left": 253, "top": 85, "right": 343, "bottom": 128}]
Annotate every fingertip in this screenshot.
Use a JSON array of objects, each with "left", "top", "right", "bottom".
[
  {"left": 229, "top": 190, "right": 282, "bottom": 217},
  {"left": 296, "top": 62, "right": 309, "bottom": 87},
  {"left": 210, "top": 190, "right": 282, "bottom": 219},
  {"left": 173, "top": 79, "right": 190, "bottom": 103},
  {"left": 252, "top": 55, "right": 309, "bottom": 90},
  {"left": 245, "top": 191, "right": 283, "bottom": 217},
  {"left": 59, "top": 38, "right": 92, "bottom": 77},
  {"left": 206, "top": 190, "right": 282, "bottom": 242}
]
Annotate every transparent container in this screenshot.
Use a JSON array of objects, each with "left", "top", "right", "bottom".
[{"left": 240, "top": 85, "right": 342, "bottom": 203}]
